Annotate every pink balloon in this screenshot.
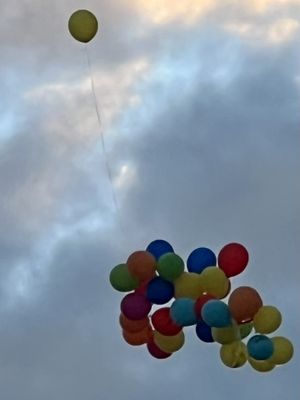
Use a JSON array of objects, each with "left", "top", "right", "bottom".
[{"left": 121, "top": 293, "right": 152, "bottom": 320}]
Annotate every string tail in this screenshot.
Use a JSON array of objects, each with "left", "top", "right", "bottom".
[{"left": 84, "top": 45, "right": 125, "bottom": 237}]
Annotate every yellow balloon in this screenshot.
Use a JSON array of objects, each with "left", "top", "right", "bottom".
[
  {"left": 68, "top": 10, "right": 98, "bottom": 43},
  {"left": 200, "top": 267, "right": 230, "bottom": 299},
  {"left": 253, "top": 306, "right": 282, "bottom": 334},
  {"left": 248, "top": 357, "right": 275, "bottom": 372},
  {"left": 212, "top": 325, "right": 239, "bottom": 344},
  {"left": 268, "top": 337, "right": 294, "bottom": 365},
  {"left": 153, "top": 330, "right": 185, "bottom": 353},
  {"left": 174, "top": 272, "right": 203, "bottom": 299},
  {"left": 220, "top": 341, "right": 247, "bottom": 368}
]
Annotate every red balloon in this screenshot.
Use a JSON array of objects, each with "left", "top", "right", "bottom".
[
  {"left": 135, "top": 275, "right": 157, "bottom": 295},
  {"left": 228, "top": 286, "right": 263, "bottom": 324},
  {"left": 218, "top": 243, "right": 249, "bottom": 277},
  {"left": 121, "top": 293, "right": 152, "bottom": 320},
  {"left": 147, "top": 337, "right": 172, "bottom": 359},
  {"left": 194, "top": 294, "right": 216, "bottom": 318},
  {"left": 151, "top": 307, "right": 182, "bottom": 336}
]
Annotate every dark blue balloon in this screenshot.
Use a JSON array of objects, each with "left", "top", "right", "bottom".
[
  {"left": 146, "top": 240, "right": 174, "bottom": 261},
  {"left": 247, "top": 335, "right": 274, "bottom": 360},
  {"left": 195, "top": 320, "right": 214, "bottom": 343},
  {"left": 187, "top": 247, "right": 216, "bottom": 274},
  {"left": 146, "top": 277, "right": 174, "bottom": 305}
]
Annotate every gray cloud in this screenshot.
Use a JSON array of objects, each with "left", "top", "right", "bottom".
[{"left": 0, "top": 1, "right": 299, "bottom": 399}]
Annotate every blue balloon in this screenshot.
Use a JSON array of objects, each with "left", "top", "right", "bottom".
[
  {"left": 170, "top": 298, "right": 197, "bottom": 326},
  {"left": 146, "top": 239, "right": 174, "bottom": 261},
  {"left": 247, "top": 335, "right": 274, "bottom": 360},
  {"left": 187, "top": 247, "right": 216, "bottom": 273},
  {"left": 195, "top": 320, "right": 214, "bottom": 343},
  {"left": 146, "top": 277, "right": 174, "bottom": 305},
  {"left": 201, "top": 300, "right": 232, "bottom": 327}
]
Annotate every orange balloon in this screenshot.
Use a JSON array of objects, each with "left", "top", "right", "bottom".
[
  {"left": 122, "top": 326, "right": 153, "bottom": 346},
  {"left": 119, "top": 313, "right": 150, "bottom": 333},
  {"left": 127, "top": 251, "right": 157, "bottom": 281},
  {"left": 228, "top": 286, "right": 263, "bottom": 324}
]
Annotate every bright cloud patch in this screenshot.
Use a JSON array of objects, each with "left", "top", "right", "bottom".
[
  {"left": 225, "top": 18, "right": 299, "bottom": 45},
  {"left": 250, "top": 0, "right": 299, "bottom": 13},
  {"left": 131, "top": 0, "right": 217, "bottom": 25}
]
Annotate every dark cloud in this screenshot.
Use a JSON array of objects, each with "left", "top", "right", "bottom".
[{"left": 0, "top": 1, "right": 299, "bottom": 399}]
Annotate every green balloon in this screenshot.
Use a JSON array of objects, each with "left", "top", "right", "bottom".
[
  {"left": 239, "top": 322, "right": 253, "bottom": 339},
  {"left": 109, "top": 264, "right": 139, "bottom": 292},
  {"left": 157, "top": 253, "right": 185, "bottom": 281},
  {"left": 68, "top": 10, "right": 98, "bottom": 43}
]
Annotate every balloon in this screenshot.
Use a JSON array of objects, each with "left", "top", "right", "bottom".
[
  {"left": 239, "top": 322, "right": 253, "bottom": 339},
  {"left": 121, "top": 293, "right": 152, "bottom": 320},
  {"left": 212, "top": 325, "right": 239, "bottom": 344},
  {"left": 195, "top": 320, "right": 214, "bottom": 343},
  {"left": 109, "top": 264, "right": 139, "bottom": 292},
  {"left": 151, "top": 307, "right": 182, "bottom": 335},
  {"left": 146, "top": 277, "right": 174, "bottom": 304},
  {"left": 218, "top": 243, "right": 249, "bottom": 277},
  {"left": 248, "top": 357, "right": 275, "bottom": 372},
  {"left": 253, "top": 306, "right": 282, "bottom": 334},
  {"left": 223, "top": 279, "right": 231, "bottom": 298},
  {"left": 127, "top": 251, "right": 156, "bottom": 281},
  {"left": 187, "top": 247, "right": 217, "bottom": 273},
  {"left": 228, "top": 286, "right": 263, "bottom": 324},
  {"left": 147, "top": 337, "right": 172, "bottom": 359},
  {"left": 153, "top": 330, "right": 185, "bottom": 353},
  {"left": 157, "top": 253, "right": 184, "bottom": 281},
  {"left": 268, "top": 337, "right": 294, "bottom": 365},
  {"left": 220, "top": 341, "right": 247, "bottom": 368},
  {"left": 194, "top": 293, "right": 216, "bottom": 319},
  {"left": 146, "top": 239, "right": 174, "bottom": 260},
  {"left": 201, "top": 300, "right": 232, "bottom": 328},
  {"left": 247, "top": 335, "right": 274, "bottom": 360},
  {"left": 68, "top": 10, "right": 98, "bottom": 43},
  {"left": 122, "top": 326, "right": 153, "bottom": 346},
  {"left": 119, "top": 313, "right": 149, "bottom": 333},
  {"left": 135, "top": 278, "right": 154, "bottom": 296},
  {"left": 200, "top": 267, "right": 230, "bottom": 299},
  {"left": 174, "top": 272, "right": 203, "bottom": 299},
  {"left": 170, "top": 298, "right": 197, "bottom": 326}
]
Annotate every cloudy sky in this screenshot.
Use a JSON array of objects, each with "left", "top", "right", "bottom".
[{"left": 0, "top": 0, "right": 299, "bottom": 398}]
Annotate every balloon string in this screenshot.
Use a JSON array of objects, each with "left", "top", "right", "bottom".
[{"left": 84, "top": 45, "right": 126, "bottom": 239}]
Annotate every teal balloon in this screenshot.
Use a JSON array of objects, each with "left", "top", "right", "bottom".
[
  {"left": 170, "top": 298, "right": 197, "bottom": 326},
  {"left": 157, "top": 253, "right": 185, "bottom": 281},
  {"left": 201, "top": 300, "right": 232, "bottom": 327},
  {"left": 247, "top": 335, "right": 274, "bottom": 360},
  {"left": 109, "top": 264, "right": 139, "bottom": 292}
]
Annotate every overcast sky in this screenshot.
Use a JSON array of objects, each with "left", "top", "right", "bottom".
[{"left": 0, "top": 0, "right": 299, "bottom": 399}]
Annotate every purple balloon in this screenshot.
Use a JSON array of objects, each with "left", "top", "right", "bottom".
[{"left": 121, "top": 293, "right": 152, "bottom": 320}]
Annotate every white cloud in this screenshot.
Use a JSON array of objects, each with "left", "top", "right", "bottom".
[
  {"left": 130, "top": 0, "right": 217, "bottom": 25},
  {"left": 224, "top": 18, "right": 299, "bottom": 45}
]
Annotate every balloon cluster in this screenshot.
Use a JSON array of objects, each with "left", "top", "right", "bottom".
[
  {"left": 110, "top": 240, "right": 294, "bottom": 371},
  {"left": 110, "top": 241, "right": 293, "bottom": 371}
]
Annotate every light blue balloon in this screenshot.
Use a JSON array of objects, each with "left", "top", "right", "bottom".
[
  {"left": 201, "top": 300, "right": 232, "bottom": 327},
  {"left": 170, "top": 298, "right": 197, "bottom": 326},
  {"left": 247, "top": 335, "right": 274, "bottom": 360}
]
